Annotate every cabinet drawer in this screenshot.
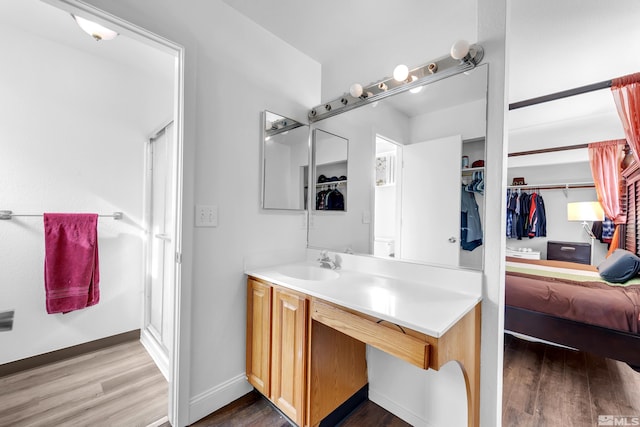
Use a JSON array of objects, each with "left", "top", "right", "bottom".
[{"left": 310, "top": 299, "right": 430, "bottom": 370}]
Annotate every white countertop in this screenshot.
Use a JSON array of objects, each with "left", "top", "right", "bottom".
[{"left": 246, "top": 262, "right": 481, "bottom": 338}]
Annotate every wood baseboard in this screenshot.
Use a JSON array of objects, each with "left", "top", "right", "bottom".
[{"left": 0, "top": 329, "right": 140, "bottom": 378}]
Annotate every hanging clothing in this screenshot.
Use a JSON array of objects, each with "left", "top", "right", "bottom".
[
  {"left": 526, "top": 192, "right": 547, "bottom": 238},
  {"left": 506, "top": 190, "right": 546, "bottom": 239},
  {"left": 515, "top": 192, "right": 531, "bottom": 239},
  {"left": 326, "top": 188, "right": 345, "bottom": 210},
  {"left": 461, "top": 187, "right": 482, "bottom": 251},
  {"left": 316, "top": 186, "right": 345, "bottom": 211},
  {"left": 593, "top": 218, "right": 615, "bottom": 244}
]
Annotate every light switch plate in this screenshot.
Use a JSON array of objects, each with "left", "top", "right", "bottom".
[{"left": 195, "top": 205, "right": 218, "bottom": 227}]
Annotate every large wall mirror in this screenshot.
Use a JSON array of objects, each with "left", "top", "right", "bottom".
[
  {"left": 308, "top": 64, "right": 488, "bottom": 270},
  {"left": 261, "top": 111, "right": 309, "bottom": 210}
]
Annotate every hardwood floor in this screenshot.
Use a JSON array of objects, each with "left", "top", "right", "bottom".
[
  {"left": 190, "top": 390, "right": 411, "bottom": 427},
  {"left": 193, "top": 334, "right": 640, "bottom": 427},
  {"left": 14, "top": 333, "right": 631, "bottom": 426},
  {"left": 0, "top": 340, "right": 168, "bottom": 427},
  {"left": 503, "top": 333, "right": 640, "bottom": 426}
]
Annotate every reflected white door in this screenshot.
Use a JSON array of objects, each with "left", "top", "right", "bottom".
[
  {"left": 400, "top": 135, "right": 461, "bottom": 266},
  {"left": 145, "top": 122, "right": 176, "bottom": 376}
]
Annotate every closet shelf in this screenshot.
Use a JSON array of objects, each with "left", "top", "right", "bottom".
[
  {"left": 506, "top": 181, "right": 593, "bottom": 190},
  {"left": 461, "top": 166, "right": 485, "bottom": 174},
  {"left": 316, "top": 180, "right": 347, "bottom": 187}
]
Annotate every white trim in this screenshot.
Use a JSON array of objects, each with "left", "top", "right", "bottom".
[
  {"left": 369, "top": 389, "right": 431, "bottom": 427},
  {"left": 188, "top": 374, "right": 253, "bottom": 425},
  {"left": 145, "top": 416, "right": 169, "bottom": 427},
  {"left": 140, "top": 328, "right": 170, "bottom": 381}
]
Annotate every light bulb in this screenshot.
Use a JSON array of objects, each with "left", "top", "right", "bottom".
[
  {"left": 393, "top": 64, "right": 409, "bottom": 82},
  {"left": 450, "top": 40, "right": 470, "bottom": 60},
  {"left": 409, "top": 76, "right": 423, "bottom": 94},
  {"left": 349, "top": 83, "right": 363, "bottom": 98}
]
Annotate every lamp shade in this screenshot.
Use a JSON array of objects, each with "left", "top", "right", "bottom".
[{"left": 567, "top": 201, "right": 605, "bottom": 222}]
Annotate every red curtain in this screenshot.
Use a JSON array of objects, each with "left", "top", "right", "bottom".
[
  {"left": 612, "top": 73, "right": 640, "bottom": 164},
  {"left": 588, "top": 139, "right": 626, "bottom": 254}
]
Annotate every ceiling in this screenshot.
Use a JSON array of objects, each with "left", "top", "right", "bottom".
[
  {"left": 221, "top": 0, "right": 475, "bottom": 65},
  {"left": 5, "top": 0, "right": 639, "bottom": 130},
  {"left": 0, "top": 0, "right": 174, "bottom": 82},
  {"left": 223, "top": 0, "right": 640, "bottom": 106}
]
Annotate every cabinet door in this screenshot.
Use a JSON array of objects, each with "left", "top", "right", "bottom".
[
  {"left": 246, "top": 279, "right": 272, "bottom": 396},
  {"left": 271, "top": 286, "right": 307, "bottom": 425}
]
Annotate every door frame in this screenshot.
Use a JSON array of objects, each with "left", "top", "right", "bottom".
[
  {"left": 372, "top": 134, "right": 403, "bottom": 258},
  {"left": 43, "top": 1, "right": 186, "bottom": 425}
]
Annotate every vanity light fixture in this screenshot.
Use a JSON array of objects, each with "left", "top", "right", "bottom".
[
  {"left": 72, "top": 14, "right": 119, "bottom": 41},
  {"left": 309, "top": 40, "right": 484, "bottom": 122},
  {"left": 264, "top": 117, "right": 304, "bottom": 138}
]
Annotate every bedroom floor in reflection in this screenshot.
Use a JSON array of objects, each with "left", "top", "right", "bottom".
[{"left": 502, "top": 333, "right": 640, "bottom": 426}]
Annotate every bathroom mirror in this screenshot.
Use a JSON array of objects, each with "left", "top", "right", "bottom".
[
  {"left": 307, "top": 64, "right": 488, "bottom": 270},
  {"left": 311, "top": 129, "right": 348, "bottom": 212},
  {"left": 261, "top": 111, "right": 309, "bottom": 210}
]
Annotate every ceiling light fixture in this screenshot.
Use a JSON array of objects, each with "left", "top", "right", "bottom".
[
  {"left": 72, "top": 14, "right": 119, "bottom": 41},
  {"left": 309, "top": 40, "right": 484, "bottom": 122}
]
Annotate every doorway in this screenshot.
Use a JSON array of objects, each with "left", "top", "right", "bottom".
[
  {"left": 374, "top": 135, "right": 401, "bottom": 258},
  {"left": 39, "top": 0, "right": 185, "bottom": 424}
]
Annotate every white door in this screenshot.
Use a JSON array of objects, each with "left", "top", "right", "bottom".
[
  {"left": 145, "top": 122, "right": 176, "bottom": 378},
  {"left": 400, "top": 135, "right": 461, "bottom": 266}
]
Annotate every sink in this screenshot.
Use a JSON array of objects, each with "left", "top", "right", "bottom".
[{"left": 278, "top": 265, "right": 339, "bottom": 281}]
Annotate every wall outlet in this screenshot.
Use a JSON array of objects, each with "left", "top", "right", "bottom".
[{"left": 195, "top": 204, "right": 218, "bottom": 227}]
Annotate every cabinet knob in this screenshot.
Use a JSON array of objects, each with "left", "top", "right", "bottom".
[{"left": 448, "top": 237, "right": 457, "bottom": 243}]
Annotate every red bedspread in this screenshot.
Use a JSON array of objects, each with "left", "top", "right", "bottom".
[{"left": 505, "top": 259, "right": 640, "bottom": 334}]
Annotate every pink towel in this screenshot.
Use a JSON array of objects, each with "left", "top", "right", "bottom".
[{"left": 44, "top": 213, "right": 100, "bottom": 314}]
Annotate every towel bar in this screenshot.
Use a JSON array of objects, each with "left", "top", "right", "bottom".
[{"left": 0, "top": 210, "right": 123, "bottom": 220}]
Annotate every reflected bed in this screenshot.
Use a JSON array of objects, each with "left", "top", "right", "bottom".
[{"left": 504, "top": 257, "right": 640, "bottom": 368}]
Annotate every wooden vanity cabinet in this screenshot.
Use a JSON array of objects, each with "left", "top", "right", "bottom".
[
  {"left": 246, "top": 277, "right": 367, "bottom": 427},
  {"left": 246, "top": 278, "right": 271, "bottom": 396},
  {"left": 270, "top": 285, "right": 308, "bottom": 425},
  {"left": 246, "top": 278, "right": 308, "bottom": 425}
]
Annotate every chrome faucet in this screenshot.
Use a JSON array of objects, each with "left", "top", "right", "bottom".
[{"left": 317, "top": 250, "right": 338, "bottom": 270}]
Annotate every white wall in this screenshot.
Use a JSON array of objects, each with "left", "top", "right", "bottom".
[
  {"left": 0, "top": 22, "right": 173, "bottom": 363},
  {"left": 410, "top": 99, "right": 488, "bottom": 143}
]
